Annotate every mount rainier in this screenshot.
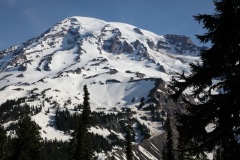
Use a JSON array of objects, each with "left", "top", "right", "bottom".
[{"left": 0, "top": 16, "right": 204, "bottom": 159}]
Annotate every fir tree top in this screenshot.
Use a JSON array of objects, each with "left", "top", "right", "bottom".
[{"left": 170, "top": 0, "right": 240, "bottom": 159}]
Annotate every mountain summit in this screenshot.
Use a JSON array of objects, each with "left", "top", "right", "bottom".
[{"left": 0, "top": 16, "right": 202, "bottom": 159}]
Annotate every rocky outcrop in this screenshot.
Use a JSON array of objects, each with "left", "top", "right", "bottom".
[
  {"left": 136, "top": 72, "right": 146, "bottom": 78},
  {"left": 103, "top": 36, "right": 121, "bottom": 53},
  {"left": 157, "top": 40, "right": 171, "bottom": 50},
  {"left": 133, "top": 40, "right": 150, "bottom": 58},
  {"left": 133, "top": 28, "right": 143, "bottom": 35},
  {"left": 64, "top": 67, "right": 82, "bottom": 75},
  {"left": 16, "top": 74, "right": 24, "bottom": 77},
  {"left": 163, "top": 34, "right": 206, "bottom": 55},
  {"left": 165, "top": 34, "right": 195, "bottom": 45},
  {"left": 9, "top": 54, "right": 27, "bottom": 66},
  {"left": 147, "top": 40, "right": 156, "bottom": 50},
  {"left": 157, "top": 63, "right": 166, "bottom": 73},
  {"left": 108, "top": 69, "right": 118, "bottom": 75},
  {"left": 43, "top": 57, "right": 52, "bottom": 71},
  {"left": 75, "top": 67, "right": 81, "bottom": 74},
  {"left": 18, "top": 65, "right": 27, "bottom": 71},
  {"left": 121, "top": 41, "right": 134, "bottom": 54},
  {"left": 68, "top": 27, "right": 79, "bottom": 36},
  {"left": 105, "top": 79, "right": 121, "bottom": 83}
]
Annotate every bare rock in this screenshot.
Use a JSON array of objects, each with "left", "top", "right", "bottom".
[
  {"left": 136, "top": 72, "right": 146, "bottom": 78},
  {"left": 10, "top": 54, "right": 27, "bottom": 66},
  {"left": 133, "top": 28, "right": 143, "bottom": 35},
  {"left": 125, "top": 70, "right": 134, "bottom": 73},
  {"left": 147, "top": 40, "right": 156, "bottom": 50},
  {"left": 18, "top": 65, "right": 27, "bottom": 71},
  {"left": 75, "top": 67, "right": 82, "bottom": 74},
  {"left": 106, "top": 79, "right": 121, "bottom": 83},
  {"left": 108, "top": 69, "right": 118, "bottom": 75},
  {"left": 121, "top": 41, "right": 133, "bottom": 54},
  {"left": 158, "top": 64, "right": 166, "bottom": 73},
  {"left": 157, "top": 40, "right": 171, "bottom": 50},
  {"left": 103, "top": 36, "right": 121, "bottom": 53},
  {"left": 133, "top": 40, "right": 142, "bottom": 50},
  {"left": 164, "top": 34, "right": 204, "bottom": 55},
  {"left": 16, "top": 74, "right": 24, "bottom": 77},
  {"left": 68, "top": 27, "right": 79, "bottom": 36}
]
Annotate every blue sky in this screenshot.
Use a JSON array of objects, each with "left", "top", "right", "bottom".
[{"left": 0, "top": 0, "right": 214, "bottom": 50}]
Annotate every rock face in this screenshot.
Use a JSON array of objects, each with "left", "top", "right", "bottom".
[
  {"left": 121, "top": 41, "right": 134, "bottom": 53},
  {"left": 157, "top": 40, "right": 171, "bottom": 50},
  {"left": 165, "top": 34, "right": 195, "bottom": 45},
  {"left": 164, "top": 34, "right": 207, "bottom": 55}
]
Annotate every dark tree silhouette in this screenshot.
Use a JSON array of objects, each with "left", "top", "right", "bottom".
[
  {"left": 171, "top": 0, "right": 240, "bottom": 159},
  {"left": 11, "top": 114, "right": 43, "bottom": 160},
  {"left": 82, "top": 84, "right": 91, "bottom": 128},
  {"left": 68, "top": 84, "right": 95, "bottom": 160},
  {"left": 68, "top": 116, "right": 85, "bottom": 160},
  {"left": 164, "top": 115, "right": 175, "bottom": 160},
  {"left": 125, "top": 125, "right": 133, "bottom": 160},
  {"left": 0, "top": 125, "right": 9, "bottom": 159}
]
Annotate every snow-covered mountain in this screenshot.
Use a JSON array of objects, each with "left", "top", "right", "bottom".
[{"left": 0, "top": 16, "right": 202, "bottom": 159}]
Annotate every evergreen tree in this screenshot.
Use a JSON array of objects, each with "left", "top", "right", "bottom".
[
  {"left": 176, "top": 128, "right": 191, "bottom": 160},
  {"left": 131, "top": 97, "right": 135, "bottom": 103},
  {"left": 164, "top": 115, "right": 175, "bottom": 160},
  {"left": 82, "top": 84, "right": 91, "bottom": 128},
  {"left": 68, "top": 84, "right": 95, "bottom": 160},
  {"left": 162, "top": 147, "right": 166, "bottom": 160},
  {"left": 11, "top": 114, "right": 43, "bottom": 160},
  {"left": 125, "top": 125, "right": 133, "bottom": 160},
  {"left": 42, "top": 139, "right": 69, "bottom": 160},
  {"left": 83, "top": 132, "right": 95, "bottom": 160},
  {"left": 81, "top": 84, "right": 95, "bottom": 159},
  {"left": 0, "top": 125, "right": 8, "bottom": 160},
  {"left": 68, "top": 116, "right": 85, "bottom": 160},
  {"left": 170, "top": 0, "right": 240, "bottom": 159}
]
